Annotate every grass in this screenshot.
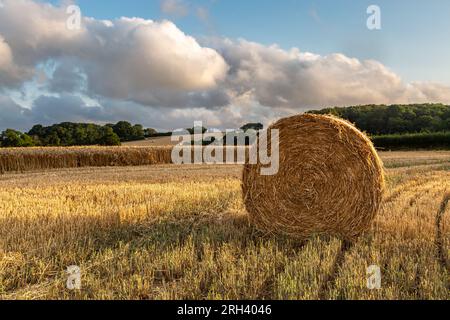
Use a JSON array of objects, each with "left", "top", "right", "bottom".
[
  {"left": 0, "top": 152, "right": 449, "bottom": 300},
  {"left": 0, "top": 146, "right": 173, "bottom": 173}
]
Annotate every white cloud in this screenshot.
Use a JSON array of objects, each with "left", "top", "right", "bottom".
[
  {"left": 0, "top": 36, "right": 12, "bottom": 69},
  {"left": 82, "top": 18, "right": 228, "bottom": 102},
  {"left": 0, "top": 35, "right": 32, "bottom": 87},
  {"left": 0, "top": 0, "right": 228, "bottom": 97},
  {"left": 211, "top": 39, "right": 450, "bottom": 110}
]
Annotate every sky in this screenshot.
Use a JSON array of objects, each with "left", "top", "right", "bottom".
[
  {"left": 1, "top": 0, "right": 450, "bottom": 131},
  {"left": 49, "top": 0, "right": 450, "bottom": 84}
]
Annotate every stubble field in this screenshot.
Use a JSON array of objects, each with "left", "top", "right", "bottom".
[{"left": 0, "top": 151, "right": 449, "bottom": 300}]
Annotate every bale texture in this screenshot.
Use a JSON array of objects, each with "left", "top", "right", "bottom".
[{"left": 242, "top": 114, "right": 385, "bottom": 240}]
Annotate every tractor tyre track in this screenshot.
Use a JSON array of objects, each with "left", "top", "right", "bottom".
[
  {"left": 435, "top": 193, "right": 449, "bottom": 278},
  {"left": 318, "top": 240, "right": 354, "bottom": 300}
]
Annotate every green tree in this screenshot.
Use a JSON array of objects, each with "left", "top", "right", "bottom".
[
  {"left": 241, "top": 123, "right": 264, "bottom": 131},
  {"left": 132, "top": 124, "right": 145, "bottom": 140},
  {"left": 112, "top": 121, "right": 134, "bottom": 141},
  {"left": 309, "top": 104, "right": 450, "bottom": 135},
  {"left": 0, "top": 129, "right": 21, "bottom": 147},
  {"left": 23, "top": 121, "right": 147, "bottom": 146},
  {"left": 28, "top": 124, "right": 45, "bottom": 137},
  {"left": 73, "top": 126, "right": 88, "bottom": 145},
  {"left": 48, "top": 132, "right": 61, "bottom": 146},
  {"left": 144, "top": 128, "right": 157, "bottom": 137},
  {"left": 0, "top": 129, "right": 35, "bottom": 147},
  {"left": 86, "top": 124, "right": 101, "bottom": 145},
  {"left": 98, "top": 127, "right": 121, "bottom": 146},
  {"left": 20, "top": 134, "right": 35, "bottom": 147},
  {"left": 187, "top": 126, "right": 208, "bottom": 135},
  {"left": 414, "top": 115, "right": 439, "bottom": 132}
]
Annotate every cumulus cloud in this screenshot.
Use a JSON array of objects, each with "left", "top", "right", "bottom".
[
  {"left": 0, "top": 35, "right": 31, "bottom": 87},
  {"left": 81, "top": 18, "right": 228, "bottom": 104},
  {"left": 211, "top": 38, "right": 450, "bottom": 110},
  {"left": 0, "top": 36, "right": 13, "bottom": 71},
  {"left": 0, "top": 0, "right": 228, "bottom": 98},
  {"left": 0, "top": 0, "right": 80, "bottom": 87},
  {"left": 0, "top": 0, "right": 450, "bottom": 132},
  {"left": 408, "top": 82, "right": 450, "bottom": 103}
]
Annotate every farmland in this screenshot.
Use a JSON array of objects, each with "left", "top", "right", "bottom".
[
  {"left": 0, "top": 150, "right": 449, "bottom": 300},
  {"left": 0, "top": 147, "right": 173, "bottom": 173}
]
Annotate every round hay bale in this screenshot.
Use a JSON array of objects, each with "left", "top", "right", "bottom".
[{"left": 242, "top": 113, "right": 385, "bottom": 240}]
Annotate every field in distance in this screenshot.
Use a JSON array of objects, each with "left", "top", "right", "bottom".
[
  {"left": 123, "top": 136, "right": 178, "bottom": 147},
  {"left": 0, "top": 151, "right": 449, "bottom": 300}
]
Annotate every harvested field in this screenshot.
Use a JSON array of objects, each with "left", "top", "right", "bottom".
[{"left": 0, "top": 151, "right": 448, "bottom": 300}]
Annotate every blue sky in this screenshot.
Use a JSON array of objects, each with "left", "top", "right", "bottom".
[{"left": 46, "top": 0, "right": 450, "bottom": 85}]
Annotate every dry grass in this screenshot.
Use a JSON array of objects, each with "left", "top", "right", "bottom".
[
  {"left": 0, "top": 146, "right": 249, "bottom": 174},
  {"left": 123, "top": 136, "right": 181, "bottom": 147},
  {"left": 382, "top": 150, "right": 450, "bottom": 169},
  {"left": 2, "top": 146, "right": 450, "bottom": 175},
  {"left": 0, "top": 152, "right": 449, "bottom": 300},
  {"left": 0, "top": 146, "right": 173, "bottom": 173}
]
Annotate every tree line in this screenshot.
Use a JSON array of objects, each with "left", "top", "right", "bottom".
[
  {"left": 309, "top": 103, "right": 450, "bottom": 149},
  {"left": 309, "top": 103, "right": 450, "bottom": 135},
  {"left": 0, "top": 121, "right": 156, "bottom": 147}
]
